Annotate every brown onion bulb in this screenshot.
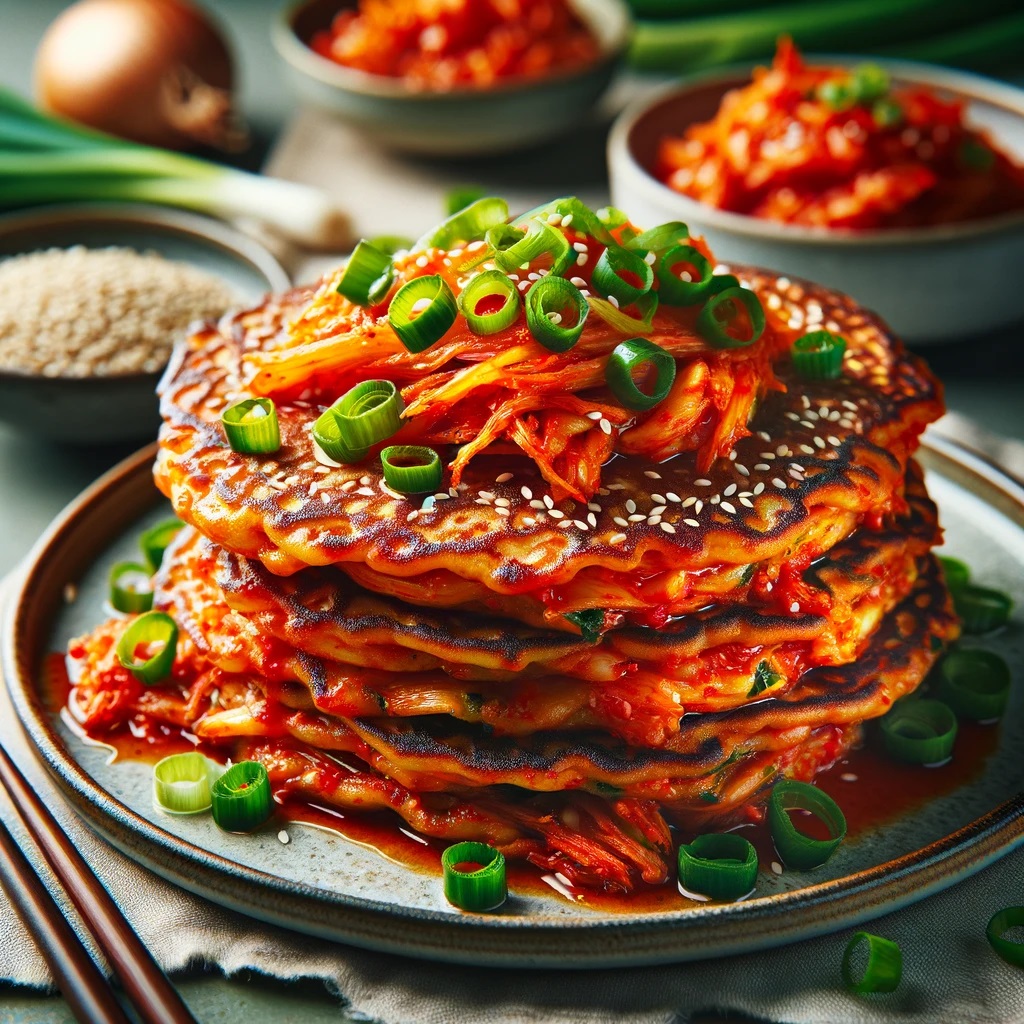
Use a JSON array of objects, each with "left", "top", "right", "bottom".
[{"left": 34, "top": 0, "right": 246, "bottom": 151}]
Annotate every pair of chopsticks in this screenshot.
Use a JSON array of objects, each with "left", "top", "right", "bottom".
[{"left": 0, "top": 739, "right": 197, "bottom": 1023}]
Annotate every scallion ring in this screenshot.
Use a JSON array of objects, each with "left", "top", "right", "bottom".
[
  {"left": 596, "top": 206, "right": 630, "bottom": 229},
  {"left": 221, "top": 398, "right": 280, "bottom": 455},
  {"left": 987, "top": 907, "right": 1024, "bottom": 967},
  {"left": 312, "top": 380, "right": 403, "bottom": 464},
  {"left": 139, "top": 518, "right": 184, "bottom": 572},
  {"left": 938, "top": 556, "right": 971, "bottom": 592},
  {"left": 115, "top": 611, "right": 178, "bottom": 685},
  {"left": 872, "top": 97, "right": 904, "bottom": 128},
  {"left": 588, "top": 292, "right": 659, "bottom": 335},
  {"left": 414, "top": 196, "right": 508, "bottom": 251},
  {"left": 791, "top": 330, "right": 847, "bottom": 380},
  {"left": 211, "top": 760, "right": 272, "bottom": 832},
  {"left": 335, "top": 239, "right": 394, "bottom": 306},
  {"left": 678, "top": 833, "right": 758, "bottom": 901},
  {"left": 445, "top": 185, "right": 485, "bottom": 216},
  {"left": 109, "top": 562, "right": 154, "bottom": 614},
  {"left": 458, "top": 270, "right": 521, "bottom": 336},
  {"left": 939, "top": 649, "right": 1011, "bottom": 721},
  {"left": 593, "top": 244, "right": 654, "bottom": 306},
  {"left": 697, "top": 287, "right": 766, "bottom": 348},
  {"left": 513, "top": 197, "right": 614, "bottom": 245},
  {"left": 367, "top": 234, "right": 413, "bottom": 256},
  {"left": 656, "top": 244, "right": 714, "bottom": 306},
  {"left": 485, "top": 222, "right": 525, "bottom": 259},
  {"left": 441, "top": 841, "right": 507, "bottom": 911},
  {"left": 953, "top": 584, "right": 1014, "bottom": 633},
  {"left": 380, "top": 445, "right": 442, "bottom": 495},
  {"left": 388, "top": 275, "right": 458, "bottom": 353},
  {"left": 153, "top": 752, "right": 212, "bottom": 815},
  {"left": 879, "top": 698, "right": 958, "bottom": 764},
  {"left": 493, "top": 218, "right": 572, "bottom": 277},
  {"left": 606, "top": 337, "right": 676, "bottom": 412},
  {"left": 707, "top": 274, "right": 741, "bottom": 296},
  {"left": 768, "top": 779, "right": 846, "bottom": 869},
  {"left": 625, "top": 221, "right": 689, "bottom": 257},
  {"left": 851, "top": 63, "right": 890, "bottom": 104},
  {"left": 526, "top": 276, "right": 588, "bottom": 352},
  {"left": 842, "top": 932, "right": 903, "bottom": 994}
]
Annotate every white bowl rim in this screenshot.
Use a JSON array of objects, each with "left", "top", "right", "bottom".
[
  {"left": 609, "top": 55, "right": 1024, "bottom": 247},
  {"left": 273, "top": 0, "right": 632, "bottom": 103}
]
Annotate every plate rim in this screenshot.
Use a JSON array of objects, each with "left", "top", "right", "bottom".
[{"left": 3, "top": 435, "right": 1023, "bottom": 968}]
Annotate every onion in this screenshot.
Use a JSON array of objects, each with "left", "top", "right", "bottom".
[{"left": 33, "top": 0, "right": 246, "bottom": 152}]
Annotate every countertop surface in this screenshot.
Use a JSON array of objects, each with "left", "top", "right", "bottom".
[{"left": 0, "top": 3, "right": 1022, "bottom": 1022}]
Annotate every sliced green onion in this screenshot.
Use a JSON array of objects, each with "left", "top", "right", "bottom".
[
  {"left": 367, "top": 234, "right": 413, "bottom": 255},
  {"left": 335, "top": 239, "right": 394, "bottom": 306},
  {"left": 605, "top": 338, "right": 676, "bottom": 412},
  {"left": 414, "top": 196, "right": 508, "bottom": 251},
  {"left": 109, "top": 562, "right": 154, "bottom": 614},
  {"left": 115, "top": 611, "right": 178, "bottom": 685},
  {"left": 852, "top": 63, "right": 891, "bottom": 103},
  {"left": 139, "top": 519, "right": 183, "bottom": 572},
  {"left": 791, "top": 330, "right": 847, "bottom": 380},
  {"left": 817, "top": 78, "right": 857, "bottom": 111},
  {"left": 938, "top": 556, "right": 971, "bottom": 592},
  {"left": 707, "top": 274, "right": 741, "bottom": 296},
  {"left": 380, "top": 445, "right": 442, "bottom": 495},
  {"left": 953, "top": 584, "right": 1014, "bottom": 633},
  {"left": 458, "top": 270, "right": 521, "bottom": 335},
  {"left": 697, "top": 287, "right": 765, "bottom": 348},
  {"left": 312, "top": 380, "right": 403, "bottom": 464},
  {"left": 595, "top": 206, "right": 630, "bottom": 230},
  {"left": 879, "top": 698, "right": 958, "bottom": 764},
  {"left": 210, "top": 760, "right": 272, "bottom": 832},
  {"left": 441, "top": 841, "right": 507, "bottom": 911},
  {"left": 939, "top": 649, "right": 1011, "bottom": 721},
  {"left": 747, "top": 660, "right": 783, "bottom": 698},
  {"left": 588, "top": 292, "right": 658, "bottom": 335},
  {"left": 526, "top": 276, "right": 589, "bottom": 352},
  {"left": 593, "top": 245, "right": 654, "bottom": 305},
  {"left": 625, "top": 221, "right": 689, "bottom": 257},
  {"left": 678, "top": 833, "right": 758, "bottom": 901},
  {"left": 872, "top": 98, "right": 904, "bottom": 128},
  {"left": 564, "top": 608, "right": 605, "bottom": 642},
  {"left": 768, "top": 779, "right": 846, "bottom": 870},
  {"left": 513, "top": 197, "right": 614, "bottom": 245},
  {"left": 221, "top": 399, "right": 280, "bottom": 455},
  {"left": 960, "top": 140, "right": 996, "bottom": 172},
  {"left": 842, "top": 932, "right": 903, "bottom": 994},
  {"left": 446, "top": 185, "right": 485, "bottom": 216},
  {"left": 485, "top": 222, "right": 525, "bottom": 259},
  {"left": 656, "top": 244, "right": 714, "bottom": 306},
  {"left": 388, "top": 275, "right": 458, "bottom": 353},
  {"left": 987, "top": 906, "right": 1024, "bottom": 967},
  {"left": 153, "top": 752, "right": 212, "bottom": 815},
  {"left": 493, "top": 218, "right": 571, "bottom": 277}
]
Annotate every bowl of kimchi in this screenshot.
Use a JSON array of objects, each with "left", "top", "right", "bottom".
[
  {"left": 274, "top": 0, "right": 631, "bottom": 156},
  {"left": 607, "top": 47, "right": 1024, "bottom": 343}
]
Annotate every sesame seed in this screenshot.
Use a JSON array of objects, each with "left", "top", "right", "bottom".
[
  {"left": 614, "top": 517, "right": 629, "bottom": 527},
  {"left": 278, "top": 830, "right": 290, "bottom": 844},
  {"left": 660, "top": 522, "right": 676, "bottom": 534},
  {"left": 736, "top": 465, "right": 750, "bottom": 477},
  {"left": 800, "top": 420, "right": 815, "bottom": 429},
  {"left": 608, "top": 296, "right": 620, "bottom": 309},
  {"left": 600, "top": 418, "right": 612, "bottom": 435},
  {"left": 799, "top": 444, "right": 815, "bottom": 455},
  {"left": 449, "top": 487, "right": 459, "bottom": 497},
  {"left": 723, "top": 483, "right": 737, "bottom": 496},
  {"left": 587, "top": 502, "right": 601, "bottom": 513},
  {"left": 694, "top": 478, "right": 711, "bottom": 487},
  {"left": 521, "top": 486, "right": 533, "bottom": 499},
  {"left": 739, "top": 497, "right": 753, "bottom": 508},
  {"left": 587, "top": 513, "right": 597, "bottom": 527},
  {"left": 407, "top": 510, "right": 419, "bottom": 521},
  {"left": 721, "top": 502, "right": 737, "bottom": 514},
  {"left": 806, "top": 410, "right": 819, "bottom": 421},
  {"left": 572, "top": 241, "right": 588, "bottom": 253},
  {"left": 729, "top": 451, "right": 737, "bottom": 461},
  {"left": 772, "top": 478, "right": 787, "bottom": 489},
  {"left": 494, "top": 498, "right": 510, "bottom": 507},
  {"left": 549, "top": 509, "right": 565, "bottom": 519},
  {"left": 651, "top": 493, "right": 666, "bottom": 504},
  {"left": 753, "top": 482, "right": 765, "bottom": 495},
  {"left": 576, "top": 253, "right": 588, "bottom": 267},
  {"left": 547, "top": 213, "right": 563, "bottom": 226},
  {"left": 574, "top": 519, "right": 589, "bottom": 530},
  {"left": 801, "top": 395, "right": 811, "bottom": 409},
  {"left": 644, "top": 470, "right": 662, "bottom": 480},
  {"left": 694, "top": 500, "right": 703, "bottom": 513},
  {"left": 586, "top": 410, "right": 603, "bottom": 421},
  {"left": 557, "top": 519, "right": 572, "bottom": 529},
  {"left": 818, "top": 406, "right": 829, "bottom": 418},
  {"left": 609, "top": 532, "right": 627, "bottom": 545},
  {"left": 681, "top": 496, "right": 696, "bottom": 508},
  {"left": 544, "top": 495, "right": 554, "bottom": 509},
  {"left": 415, "top": 255, "right": 429, "bottom": 268},
  {"left": 841, "top": 773, "right": 858, "bottom": 782},
  {"left": 842, "top": 400, "right": 858, "bottom": 411},
  {"left": 666, "top": 492, "right": 681, "bottom": 502},
  {"left": 496, "top": 472, "right": 514, "bottom": 483},
  {"left": 760, "top": 452, "right": 776, "bottom": 460},
  {"left": 651, "top": 505, "right": 667, "bottom": 515},
  {"left": 320, "top": 492, "right": 331, "bottom": 504},
  {"left": 562, "top": 214, "right": 574, "bottom": 227},
  {"left": 757, "top": 431, "right": 772, "bottom": 442},
  {"left": 771, "top": 861, "right": 783, "bottom": 876},
  {"left": 754, "top": 463, "right": 771, "bottom": 471},
  {"left": 518, "top": 281, "right": 530, "bottom": 292},
  {"left": 790, "top": 601, "right": 800, "bottom": 613},
  {"left": 571, "top": 277, "right": 588, "bottom": 288},
  {"left": 684, "top": 518, "right": 700, "bottom": 527},
  {"left": 828, "top": 436, "right": 842, "bottom": 446},
  {"left": 648, "top": 515, "right": 662, "bottom": 525},
  {"left": 785, "top": 412, "right": 800, "bottom": 421},
  {"left": 528, "top": 272, "right": 540, "bottom": 282},
  {"left": 814, "top": 436, "right": 826, "bottom": 449},
  {"left": 524, "top": 516, "right": 536, "bottom": 526},
  {"left": 789, "top": 468, "right": 804, "bottom": 480},
  {"left": 628, "top": 514, "right": 646, "bottom": 523},
  {"left": 495, "top": 507, "right": 510, "bottom": 517},
  {"left": 710, "top": 495, "right": 721, "bottom": 505},
  {"left": 607, "top": 482, "right": 627, "bottom": 490},
  {"left": 626, "top": 499, "right": 637, "bottom": 513},
  {"left": 644, "top": 252, "right": 657, "bottom": 265},
  {"left": 777, "top": 445, "right": 789, "bottom": 456},
  {"left": 433, "top": 492, "right": 449, "bottom": 500}
]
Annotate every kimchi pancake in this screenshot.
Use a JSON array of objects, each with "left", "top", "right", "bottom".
[{"left": 155, "top": 269, "right": 942, "bottom": 623}]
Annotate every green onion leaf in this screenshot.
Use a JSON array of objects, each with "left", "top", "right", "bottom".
[
  {"left": 678, "top": 833, "right": 758, "bottom": 901},
  {"left": 211, "top": 760, "right": 272, "bottom": 832},
  {"left": 747, "top": 660, "right": 783, "bottom": 698},
  {"left": 414, "top": 197, "right": 509, "bottom": 251},
  {"left": 593, "top": 244, "right": 654, "bottom": 306},
  {"left": 872, "top": 97, "right": 904, "bottom": 128},
  {"left": 588, "top": 292, "right": 659, "bottom": 335},
  {"left": 513, "top": 197, "right": 614, "bottom": 245},
  {"left": 380, "top": 445, "right": 442, "bottom": 495},
  {"left": 791, "top": 330, "right": 847, "bottom": 380},
  {"left": 109, "top": 562, "right": 154, "bottom": 614},
  {"left": 595, "top": 206, "right": 630, "bottom": 230},
  {"left": 446, "top": 185, "right": 485, "bottom": 217},
  {"left": 817, "top": 78, "right": 857, "bottom": 111},
  {"left": 625, "top": 221, "right": 689, "bottom": 257},
  {"left": 367, "top": 234, "right": 413, "bottom": 256},
  {"left": 879, "top": 698, "right": 958, "bottom": 764},
  {"left": 656, "top": 244, "right": 714, "bottom": 306},
  {"left": 851, "top": 63, "right": 891, "bottom": 103},
  {"left": 842, "top": 932, "right": 903, "bottom": 994},
  {"left": 939, "top": 649, "right": 1011, "bottom": 721},
  {"left": 768, "top": 779, "right": 847, "bottom": 870},
  {"left": 153, "top": 752, "right": 212, "bottom": 815},
  {"left": 335, "top": 239, "right": 394, "bottom": 306},
  {"left": 115, "top": 611, "right": 178, "bottom": 685},
  {"left": 707, "top": 274, "right": 741, "bottom": 296},
  {"left": 458, "top": 270, "right": 521, "bottom": 335},
  {"left": 221, "top": 399, "right": 280, "bottom": 455},
  {"left": 139, "top": 519, "right": 184, "bottom": 573},
  {"left": 953, "top": 584, "right": 1014, "bottom": 633},
  {"left": 312, "top": 380, "right": 404, "bottom": 464},
  {"left": 938, "top": 556, "right": 971, "bottom": 592},
  {"left": 441, "top": 841, "right": 507, "bottom": 911},
  {"left": 493, "top": 218, "right": 572, "bottom": 278},
  {"left": 606, "top": 337, "right": 676, "bottom": 411},
  {"left": 987, "top": 906, "right": 1024, "bottom": 967},
  {"left": 564, "top": 608, "right": 606, "bottom": 642},
  {"left": 526, "top": 276, "right": 589, "bottom": 352},
  {"left": 697, "top": 287, "right": 766, "bottom": 348},
  {"left": 389, "top": 275, "right": 458, "bottom": 353}
]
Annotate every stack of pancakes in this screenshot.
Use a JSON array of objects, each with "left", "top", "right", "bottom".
[{"left": 69, "top": 235, "right": 957, "bottom": 892}]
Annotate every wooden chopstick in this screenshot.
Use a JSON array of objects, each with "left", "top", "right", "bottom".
[
  {"left": 0, "top": 739, "right": 198, "bottom": 1024},
  {"left": 0, "top": 812, "right": 132, "bottom": 1024}
]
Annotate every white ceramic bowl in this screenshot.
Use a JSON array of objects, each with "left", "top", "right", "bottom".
[
  {"left": 274, "top": 0, "right": 632, "bottom": 157},
  {"left": 608, "top": 59, "right": 1024, "bottom": 344}
]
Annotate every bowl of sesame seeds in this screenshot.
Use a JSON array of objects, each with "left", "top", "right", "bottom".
[
  {"left": 608, "top": 58, "right": 1024, "bottom": 344},
  {"left": 0, "top": 204, "right": 291, "bottom": 444}
]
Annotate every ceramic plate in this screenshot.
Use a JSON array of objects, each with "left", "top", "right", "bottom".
[{"left": 3, "top": 436, "right": 1022, "bottom": 968}]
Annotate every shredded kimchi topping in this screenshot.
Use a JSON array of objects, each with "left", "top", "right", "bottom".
[
  {"left": 658, "top": 39, "right": 1024, "bottom": 230},
  {"left": 310, "top": 0, "right": 601, "bottom": 89}
]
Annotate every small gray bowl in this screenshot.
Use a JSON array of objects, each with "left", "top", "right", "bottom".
[
  {"left": 0, "top": 204, "right": 291, "bottom": 445},
  {"left": 608, "top": 59, "right": 1024, "bottom": 344},
  {"left": 273, "top": 0, "right": 631, "bottom": 156}
]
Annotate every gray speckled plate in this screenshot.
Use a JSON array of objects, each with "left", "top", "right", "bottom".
[{"left": 2, "top": 435, "right": 1022, "bottom": 968}]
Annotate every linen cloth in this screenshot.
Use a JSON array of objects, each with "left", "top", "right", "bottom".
[{"left": 0, "top": 420, "right": 1022, "bottom": 1024}]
